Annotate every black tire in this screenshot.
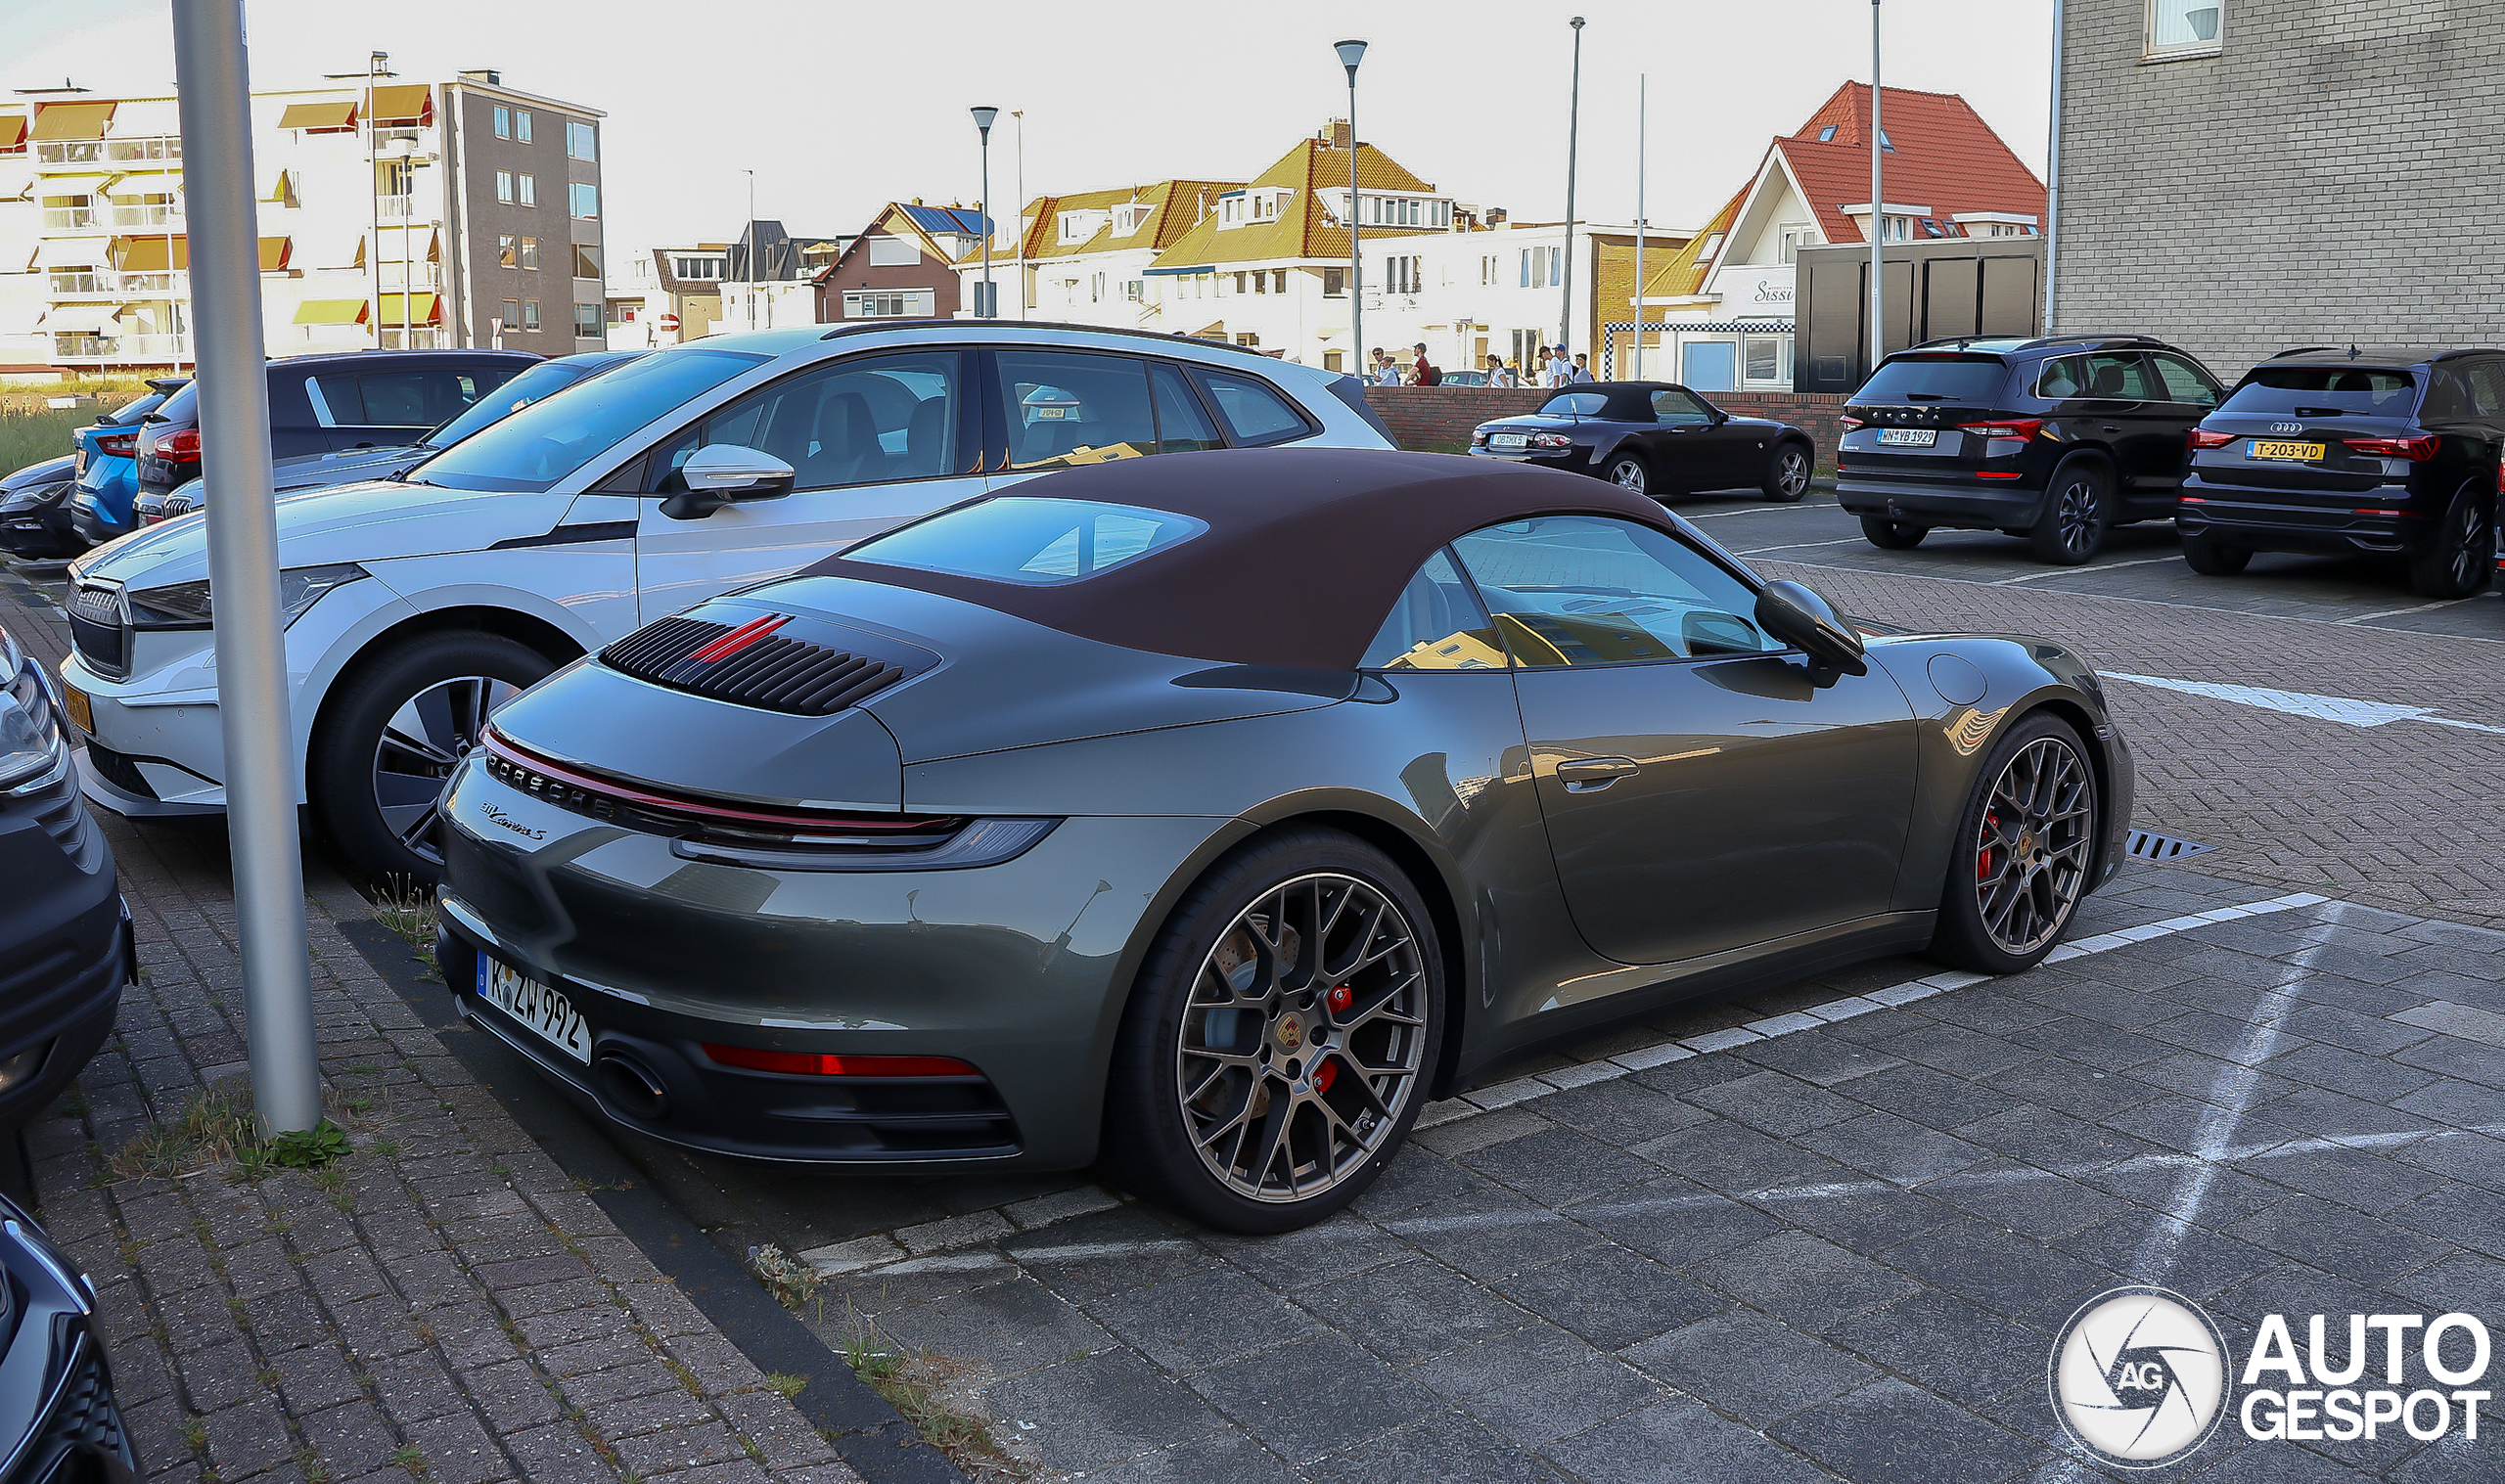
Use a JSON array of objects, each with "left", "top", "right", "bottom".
[
  {"left": 2180, "top": 533, "right": 2253, "bottom": 575},
  {"left": 1601, "top": 452, "right": 1654, "bottom": 499},
  {"left": 1099, "top": 828, "right": 1442, "bottom": 1234},
  {"left": 1860, "top": 516, "right": 1928, "bottom": 550},
  {"left": 2028, "top": 457, "right": 2111, "bottom": 564},
  {"left": 1761, "top": 442, "right": 1811, "bottom": 502},
  {"left": 311, "top": 631, "right": 557, "bottom": 886},
  {"left": 1929, "top": 712, "right": 2100, "bottom": 975},
  {"left": 2405, "top": 488, "right": 2493, "bottom": 600}
]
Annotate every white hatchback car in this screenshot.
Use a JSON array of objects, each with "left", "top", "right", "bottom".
[{"left": 59, "top": 322, "right": 1396, "bottom": 882}]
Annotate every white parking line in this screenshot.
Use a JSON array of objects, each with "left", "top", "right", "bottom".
[
  {"left": 1413, "top": 891, "right": 2330, "bottom": 1130},
  {"left": 2104, "top": 672, "right": 2505, "bottom": 735},
  {"left": 2336, "top": 595, "right": 2492, "bottom": 624},
  {"left": 1736, "top": 537, "right": 1872, "bottom": 556},
  {"left": 1989, "top": 555, "right": 2183, "bottom": 586},
  {"left": 1680, "top": 503, "right": 1830, "bottom": 518}
]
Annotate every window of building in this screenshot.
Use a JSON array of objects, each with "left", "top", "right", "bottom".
[
  {"left": 1091, "top": 271, "right": 1107, "bottom": 301},
  {"left": 1323, "top": 267, "right": 1345, "bottom": 298},
  {"left": 1778, "top": 224, "right": 1816, "bottom": 263},
  {"left": 497, "top": 233, "right": 517, "bottom": 268},
  {"left": 1124, "top": 280, "right": 1144, "bottom": 301},
  {"left": 1481, "top": 255, "right": 1499, "bottom": 286},
  {"left": 499, "top": 297, "right": 519, "bottom": 331},
  {"left": 1745, "top": 337, "right": 1790, "bottom": 384},
  {"left": 517, "top": 173, "right": 537, "bottom": 206},
  {"left": 867, "top": 236, "right": 918, "bottom": 266},
  {"left": 842, "top": 290, "right": 936, "bottom": 318},
  {"left": 1881, "top": 215, "right": 1912, "bottom": 242},
  {"left": 1816, "top": 124, "right": 1838, "bottom": 142},
  {"left": 515, "top": 110, "right": 533, "bottom": 143},
  {"left": 569, "top": 181, "right": 598, "bottom": 219},
  {"left": 494, "top": 170, "right": 512, "bottom": 203},
  {"left": 573, "top": 245, "right": 601, "bottom": 279},
  {"left": 1271, "top": 270, "right": 1287, "bottom": 294},
  {"left": 493, "top": 106, "right": 510, "bottom": 139},
  {"left": 672, "top": 255, "right": 725, "bottom": 281},
  {"left": 1384, "top": 255, "right": 1420, "bottom": 294},
  {"left": 573, "top": 301, "right": 601, "bottom": 337},
  {"left": 567, "top": 119, "right": 596, "bottom": 161},
  {"left": 519, "top": 237, "right": 539, "bottom": 269},
  {"left": 1698, "top": 231, "right": 1725, "bottom": 261},
  {"left": 2148, "top": 0, "right": 2223, "bottom": 55},
  {"left": 1220, "top": 197, "right": 1243, "bottom": 225},
  {"left": 521, "top": 300, "right": 541, "bottom": 331}
]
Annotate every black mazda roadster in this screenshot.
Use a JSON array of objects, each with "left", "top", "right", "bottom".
[
  {"left": 1471, "top": 382, "right": 1817, "bottom": 502},
  {"left": 435, "top": 448, "right": 2132, "bottom": 1232}
]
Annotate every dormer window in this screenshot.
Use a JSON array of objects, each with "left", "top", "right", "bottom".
[
  {"left": 1219, "top": 196, "right": 1245, "bottom": 226},
  {"left": 1817, "top": 125, "right": 1839, "bottom": 142},
  {"left": 1114, "top": 203, "right": 1154, "bottom": 235},
  {"left": 1698, "top": 231, "right": 1725, "bottom": 262},
  {"left": 1057, "top": 209, "right": 1110, "bottom": 244}
]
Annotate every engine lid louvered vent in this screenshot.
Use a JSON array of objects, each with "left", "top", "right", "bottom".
[{"left": 600, "top": 610, "right": 914, "bottom": 716}]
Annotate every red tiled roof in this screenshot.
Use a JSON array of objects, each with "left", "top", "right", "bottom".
[{"left": 1642, "top": 82, "right": 2045, "bottom": 300}]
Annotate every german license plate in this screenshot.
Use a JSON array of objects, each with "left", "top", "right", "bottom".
[
  {"left": 1877, "top": 428, "right": 1936, "bottom": 447},
  {"left": 2249, "top": 439, "right": 2324, "bottom": 462},
  {"left": 1489, "top": 432, "right": 1527, "bottom": 450},
  {"left": 477, "top": 958, "right": 590, "bottom": 1063},
  {"left": 60, "top": 682, "right": 92, "bottom": 735}
]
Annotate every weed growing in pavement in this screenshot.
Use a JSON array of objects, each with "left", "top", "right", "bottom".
[
  {"left": 110, "top": 1084, "right": 362, "bottom": 1182},
  {"left": 837, "top": 1302, "right": 1024, "bottom": 1476},
  {"left": 370, "top": 880, "right": 440, "bottom": 978},
  {"left": 747, "top": 1243, "right": 822, "bottom": 1310},
  {"left": 268, "top": 1123, "right": 353, "bottom": 1169},
  {"left": 386, "top": 1443, "right": 426, "bottom": 1476}
]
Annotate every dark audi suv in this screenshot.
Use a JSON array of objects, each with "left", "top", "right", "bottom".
[
  {"left": 1837, "top": 335, "right": 2225, "bottom": 563},
  {"left": 2176, "top": 348, "right": 2501, "bottom": 599}
]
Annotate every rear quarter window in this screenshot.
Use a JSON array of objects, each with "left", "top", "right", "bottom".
[
  {"left": 1190, "top": 369, "right": 1310, "bottom": 446},
  {"left": 1853, "top": 356, "right": 2008, "bottom": 405}
]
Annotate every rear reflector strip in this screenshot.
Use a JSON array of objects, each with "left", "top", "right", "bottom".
[{"left": 702, "top": 1045, "right": 979, "bottom": 1078}]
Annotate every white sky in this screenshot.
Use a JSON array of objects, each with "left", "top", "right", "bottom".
[{"left": 7, "top": 0, "right": 2052, "bottom": 253}]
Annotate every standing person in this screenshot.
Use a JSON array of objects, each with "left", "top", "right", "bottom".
[
  {"left": 1542, "top": 347, "right": 1573, "bottom": 387},
  {"left": 1486, "top": 355, "right": 1516, "bottom": 388},
  {"left": 1571, "top": 353, "right": 1594, "bottom": 383},
  {"left": 1411, "top": 342, "right": 1440, "bottom": 387},
  {"left": 1372, "top": 349, "right": 1399, "bottom": 386}
]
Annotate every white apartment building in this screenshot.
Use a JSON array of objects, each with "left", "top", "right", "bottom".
[
  {"left": 955, "top": 123, "right": 1683, "bottom": 377},
  {"left": 0, "top": 65, "right": 606, "bottom": 375}
]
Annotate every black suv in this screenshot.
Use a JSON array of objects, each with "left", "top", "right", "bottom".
[
  {"left": 1836, "top": 334, "right": 2225, "bottom": 563},
  {"left": 116, "top": 348, "right": 537, "bottom": 525},
  {"left": 2176, "top": 347, "right": 2501, "bottom": 599}
]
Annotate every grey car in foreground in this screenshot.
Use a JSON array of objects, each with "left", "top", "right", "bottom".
[{"left": 434, "top": 448, "right": 2134, "bottom": 1232}]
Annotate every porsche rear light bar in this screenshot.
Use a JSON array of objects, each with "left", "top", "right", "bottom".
[
  {"left": 702, "top": 1045, "right": 979, "bottom": 1078},
  {"left": 478, "top": 724, "right": 960, "bottom": 843}
]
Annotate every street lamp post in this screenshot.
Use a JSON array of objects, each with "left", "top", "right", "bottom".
[
  {"left": 971, "top": 107, "right": 998, "bottom": 318},
  {"left": 2044, "top": 0, "right": 2065, "bottom": 333},
  {"left": 1633, "top": 72, "right": 1646, "bottom": 382},
  {"left": 1335, "top": 40, "right": 1366, "bottom": 379},
  {"left": 1013, "top": 110, "right": 1026, "bottom": 319},
  {"left": 168, "top": 0, "right": 322, "bottom": 1137},
  {"left": 1560, "top": 16, "right": 1584, "bottom": 360}
]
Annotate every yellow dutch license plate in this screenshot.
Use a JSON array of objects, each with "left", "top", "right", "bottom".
[
  {"left": 60, "top": 682, "right": 93, "bottom": 736},
  {"left": 2249, "top": 439, "right": 2325, "bottom": 462}
]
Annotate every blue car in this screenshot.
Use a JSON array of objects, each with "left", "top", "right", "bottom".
[{"left": 67, "top": 376, "right": 186, "bottom": 549}]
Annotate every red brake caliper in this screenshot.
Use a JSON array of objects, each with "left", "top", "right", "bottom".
[
  {"left": 1978, "top": 809, "right": 2000, "bottom": 882},
  {"left": 1315, "top": 986, "right": 1353, "bottom": 1094}
]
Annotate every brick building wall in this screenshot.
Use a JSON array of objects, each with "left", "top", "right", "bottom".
[
  {"left": 2056, "top": 1, "right": 2505, "bottom": 379},
  {"left": 1365, "top": 384, "right": 1852, "bottom": 468}
]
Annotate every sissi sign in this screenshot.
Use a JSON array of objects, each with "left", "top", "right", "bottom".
[{"left": 1704, "top": 263, "right": 1797, "bottom": 313}]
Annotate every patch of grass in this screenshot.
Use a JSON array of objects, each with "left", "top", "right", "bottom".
[
  {"left": 837, "top": 1307, "right": 1018, "bottom": 1475},
  {"left": 387, "top": 1443, "right": 427, "bottom": 1476},
  {"left": 370, "top": 879, "right": 441, "bottom": 979},
  {"left": 111, "top": 1084, "right": 257, "bottom": 1180},
  {"left": 763, "top": 1372, "right": 806, "bottom": 1399}
]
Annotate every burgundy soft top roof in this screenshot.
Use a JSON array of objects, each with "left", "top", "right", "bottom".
[{"left": 797, "top": 448, "right": 1669, "bottom": 671}]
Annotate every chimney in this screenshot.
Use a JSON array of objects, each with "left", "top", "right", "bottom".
[
  {"left": 1487, "top": 207, "right": 1508, "bottom": 226},
  {"left": 459, "top": 68, "right": 501, "bottom": 84},
  {"left": 1325, "top": 118, "right": 1351, "bottom": 150}
]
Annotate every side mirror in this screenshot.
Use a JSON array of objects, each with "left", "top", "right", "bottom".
[
  {"left": 1754, "top": 579, "right": 1866, "bottom": 674},
  {"left": 659, "top": 444, "right": 797, "bottom": 520}
]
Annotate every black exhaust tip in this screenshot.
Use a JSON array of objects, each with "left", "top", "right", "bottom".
[{"left": 595, "top": 1052, "right": 671, "bottom": 1121}]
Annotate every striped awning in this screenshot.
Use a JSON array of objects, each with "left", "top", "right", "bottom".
[
  {"left": 293, "top": 299, "right": 369, "bottom": 326},
  {"left": 277, "top": 100, "right": 357, "bottom": 132},
  {"left": 30, "top": 102, "right": 114, "bottom": 142},
  {"left": 33, "top": 172, "right": 120, "bottom": 197},
  {"left": 0, "top": 113, "right": 25, "bottom": 151}
]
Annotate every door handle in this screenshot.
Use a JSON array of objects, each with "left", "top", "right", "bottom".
[{"left": 1555, "top": 756, "right": 1639, "bottom": 791}]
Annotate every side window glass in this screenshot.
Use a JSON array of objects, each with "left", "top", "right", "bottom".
[
  {"left": 2081, "top": 354, "right": 2160, "bottom": 401},
  {"left": 654, "top": 351, "right": 965, "bottom": 492},
  {"left": 2034, "top": 357, "right": 2084, "bottom": 399},
  {"left": 359, "top": 371, "right": 475, "bottom": 427},
  {"left": 2420, "top": 368, "right": 2475, "bottom": 422},
  {"left": 2464, "top": 360, "right": 2505, "bottom": 420},
  {"left": 997, "top": 350, "right": 1159, "bottom": 472},
  {"left": 1148, "top": 363, "right": 1223, "bottom": 454},
  {"left": 2150, "top": 354, "right": 2218, "bottom": 407},
  {"left": 1361, "top": 549, "right": 1509, "bottom": 670},
  {"left": 1191, "top": 368, "right": 1307, "bottom": 446},
  {"left": 1449, "top": 516, "right": 1780, "bottom": 667},
  {"left": 310, "top": 373, "right": 362, "bottom": 427},
  {"left": 1649, "top": 389, "right": 1713, "bottom": 426}
]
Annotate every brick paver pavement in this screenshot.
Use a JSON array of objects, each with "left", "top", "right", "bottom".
[{"left": 0, "top": 572, "right": 864, "bottom": 1484}]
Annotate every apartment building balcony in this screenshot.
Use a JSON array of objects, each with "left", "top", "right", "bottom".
[
  {"left": 107, "top": 203, "right": 183, "bottom": 230},
  {"left": 50, "top": 333, "right": 190, "bottom": 365},
  {"left": 377, "top": 194, "right": 437, "bottom": 224},
  {"left": 41, "top": 207, "right": 106, "bottom": 232},
  {"left": 375, "top": 328, "right": 447, "bottom": 349},
  {"left": 35, "top": 137, "right": 182, "bottom": 168},
  {"left": 46, "top": 270, "right": 185, "bottom": 298}
]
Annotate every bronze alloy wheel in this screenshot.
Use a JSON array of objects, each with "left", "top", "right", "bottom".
[
  {"left": 1174, "top": 872, "right": 1428, "bottom": 1203},
  {"left": 1973, "top": 734, "right": 2096, "bottom": 955}
]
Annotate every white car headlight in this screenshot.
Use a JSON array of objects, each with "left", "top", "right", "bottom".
[
  {"left": 126, "top": 562, "right": 369, "bottom": 631},
  {"left": 0, "top": 623, "right": 65, "bottom": 791}
]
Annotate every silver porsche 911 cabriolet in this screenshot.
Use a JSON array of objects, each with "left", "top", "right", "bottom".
[{"left": 434, "top": 447, "right": 2133, "bottom": 1233}]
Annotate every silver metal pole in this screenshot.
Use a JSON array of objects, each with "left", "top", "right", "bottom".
[
  {"left": 1633, "top": 73, "right": 1646, "bottom": 382},
  {"left": 1337, "top": 41, "right": 1366, "bottom": 378},
  {"left": 1870, "top": 0, "right": 1884, "bottom": 378},
  {"left": 1560, "top": 16, "right": 1584, "bottom": 357},
  {"left": 2043, "top": 0, "right": 2064, "bottom": 334},
  {"left": 169, "top": 0, "right": 322, "bottom": 1136},
  {"left": 1013, "top": 112, "right": 1025, "bottom": 320},
  {"left": 972, "top": 108, "right": 996, "bottom": 319}
]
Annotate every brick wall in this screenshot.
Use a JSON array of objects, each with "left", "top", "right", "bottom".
[
  {"left": 2057, "top": 1, "right": 2505, "bottom": 379},
  {"left": 1365, "top": 384, "right": 1853, "bottom": 468}
]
